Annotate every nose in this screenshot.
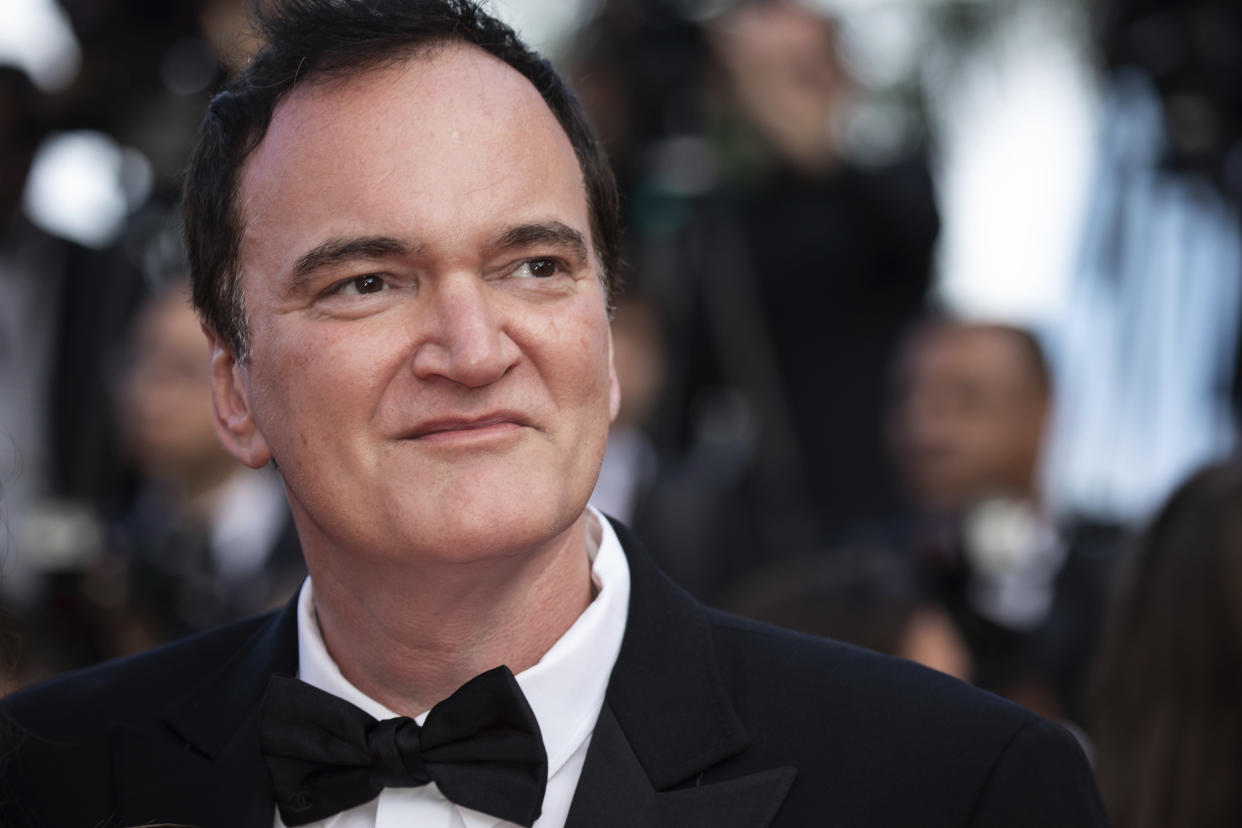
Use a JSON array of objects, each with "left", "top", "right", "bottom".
[{"left": 409, "top": 274, "right": 518, "bottom": 387}]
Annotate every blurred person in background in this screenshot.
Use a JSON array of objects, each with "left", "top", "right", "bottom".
[
  {"left": 564, "top": 0, "right": 711, "bottom": 216},
  {"left": 0, "top": 63, "right": 50, "bottom": 549},
  {"left": 567, "top": 0, "right": 939, "bottom": 603},
  {"left": 1044, "top": 0, "right": 1242, "bottom": 526},
  {"left": 591, "top": 293, "right": 776, "bottom": 599},
  {"left": 588, "top": 296, "right": 666, "bottom": 524},
  {"left": 726, "top": 546, "right": 974, "bottom": 684},
  {"left": 0, "top": 63, "right": 56, "bottom": 546},
  {"left": 890, "top": 321, "right": 1050, "bottom": 520},
  {"left": 0, "top": 63, "right": 118, "bottom": 686},
  {"left": 51, "top": 0, "right": 248, "bottom": 202},
  {"left": 34, "top": 0, "right": 264, "bottom": 525},
  {"left": 7, "top": 280, "right": 303, "bottom": 683},
  {"left": 888, "top": 318, "right": 1119, "bottom": 727},
  {"left": 701, "top": 0, "right": 938, "bottom": 542},
  {"left": 103, "top": 279, "right": 302, "bottom": 651},
  {"left": 1094, "top": 0, "right": 1242, "bottom": 213},
  {"left": 0, "top": 0, "right": 262, "bottom": 683},
  {"left": 1091, "top": 458, "right": 1242, "bottom": 828},
  {"left": 36, "top": 0, "right": 241, "bottom": 513}
]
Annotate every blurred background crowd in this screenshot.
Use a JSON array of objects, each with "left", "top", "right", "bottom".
[{"left": 2, "top": 0, "right": 1241, "bottom": 824}]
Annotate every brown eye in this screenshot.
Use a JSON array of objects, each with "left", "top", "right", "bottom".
[
  {"left": 514, "top": 258, "right": 559, "bottom": 279},
  {"left": 331, "top": 274, "right": 389, "bottom": 296},
  {"left": 528, "top": 259, "right": 557, "bottom": 277}
]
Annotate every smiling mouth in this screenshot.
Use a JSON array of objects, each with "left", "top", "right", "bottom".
[{"left": 404, "top": 413, "right": 531, "bottom": 441}]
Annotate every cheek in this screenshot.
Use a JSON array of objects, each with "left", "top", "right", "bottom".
[
  {"left": 248, "top": 321, "right": 401, "bottom": 450},
  {"left": 518, "top": 297, "right": 610, "bottom": 391},
  {"left": 563, "top": 317, "right": 616, "bottom": 403}
]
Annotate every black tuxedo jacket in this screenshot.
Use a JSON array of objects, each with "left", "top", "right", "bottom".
[{"left": 1, "top": 520, "right": 1106, "bottom": 827}]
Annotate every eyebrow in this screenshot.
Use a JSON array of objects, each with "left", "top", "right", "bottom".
[
  {"left": 493, "top": 221, "right": 588, "bottom": 261},
  {"left": 283, "top": 222, "right": 589, "bottom": 291},
  {"left": 286, "top": 236, "right": 414, "bottom": 291}
]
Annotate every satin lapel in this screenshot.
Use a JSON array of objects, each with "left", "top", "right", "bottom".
[
  {"left": 565, "top": 520, "right": 795, "bottom": 827},
  {"left": 599, "top": 520, "right": 748, "bottom": 785},
  {"left": 112, "top": 591, "right": 300, "bottom": 828},
  {"left": 566, "top": 705, "right": 795, "bottom": 828}
]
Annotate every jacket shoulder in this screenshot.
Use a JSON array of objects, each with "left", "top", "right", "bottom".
[
  {"left": 705, "top": 607, "right": 1033, "bottom": 728},
  {"left": 701, "top": 610, "right": 1106, "bottom": 826}
]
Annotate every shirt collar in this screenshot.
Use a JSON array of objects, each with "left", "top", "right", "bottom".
[{"left": 295, "top": 506, "right": 630, "bottom": 782}]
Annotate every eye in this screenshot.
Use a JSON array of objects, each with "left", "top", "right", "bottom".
[
  {"left": 512, "top": 258, "right": 561, "bottom": 279},
  {"left": 331, "top": 274, "right": 389, "bottom": 296}
]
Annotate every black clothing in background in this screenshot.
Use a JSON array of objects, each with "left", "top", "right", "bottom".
[
  {"left": 737, "top": 158, "right": 938, "bottom": 541},
  {"left": 628, "top": 155, "right": 938, "bottom": 602},
  {"left": 908, "top": 514, "right": 1124, "bottom": 728}
]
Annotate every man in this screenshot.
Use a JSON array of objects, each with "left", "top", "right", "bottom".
[
  {"left": 112, "top": 280, "right": 303, "bottom": 646},
  {"left": 889, "top": 319, "right": 1119, "bottom": 727},
  {"left": 890, "top": 321, "right": 1052, "bottom": 516},
  {"left": 1, "top": 2, "right": 1108, "bottom": 826}
]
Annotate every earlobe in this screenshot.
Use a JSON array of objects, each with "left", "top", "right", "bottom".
[{"left": 205, "top": 325, "right": 272, "bottom": 469}]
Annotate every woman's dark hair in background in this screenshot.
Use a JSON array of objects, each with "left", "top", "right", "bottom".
[
  {"left": 723, "top": 546, "right": 973, "bottom": 683},
  {"left": 727, "top": 549, "right": 921, "bottom": 653},
  {"left": 1091, "top": 458, "right": 1242, "bottom": 828}
]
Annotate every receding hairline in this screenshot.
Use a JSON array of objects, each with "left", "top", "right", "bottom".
[
  {"left": 231, "top": 40, "right": 605, "bottom": 293},
  {"left": 185, "top": 3, "right": 622, "bottom": 362},
  {"left": 239, "top": 38, "right": 543, "bottom": 171},
  {"left": 268, "top": 37, "right": 491, "bottom": 101}
]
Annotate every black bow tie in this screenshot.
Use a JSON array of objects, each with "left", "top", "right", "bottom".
[{"left": 260, "top": 666, "right": 548, "bottom": 826}]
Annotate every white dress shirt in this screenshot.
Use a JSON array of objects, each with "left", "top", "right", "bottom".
[{"left": 274, "top": 507, "right": 630, "bottom": 828}]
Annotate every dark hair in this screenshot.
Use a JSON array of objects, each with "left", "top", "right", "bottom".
[
  {"left": 932, "top": 319, "right": 1052, "bottom": 395},
  {"left": 182, "top": 0, "right": 620, "bottom": 361},
  {"left": 724, "top": 547, "right": 926, "bottom": 656},
  {"left": 1090, "top": 458, "right": 1242, "bottom": 828}
]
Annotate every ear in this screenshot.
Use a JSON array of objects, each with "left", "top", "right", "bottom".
[
  {"left": 607, "top": 326, "right": 621, "bottom": 424},
  {"left": 204, "top": 324, "right": 272, "bottom": 469}
]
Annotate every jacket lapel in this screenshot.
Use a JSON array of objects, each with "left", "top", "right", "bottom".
[
  {"left": 111, "top": 591, "right": 300, "bottom": 828},
  {"left": 566, "top": 520, "right": 795, "bottom": 828},
  {"left": 566, "top": 704, "right": 795, "bottom": 828}
]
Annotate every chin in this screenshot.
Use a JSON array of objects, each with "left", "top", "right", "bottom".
[{"left": 375, "top": 496, "right": 587, "bottom": 567}]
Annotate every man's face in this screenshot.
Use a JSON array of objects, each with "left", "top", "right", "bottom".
[
  {"left": 889, "top": 326, "right": 1047, "bottom": 511},
  {"left": 214, "top": 43, "right": 619, "bottom": 564},
  {"left": 121, "top": 288, "right": 232, "bottom": 488}
]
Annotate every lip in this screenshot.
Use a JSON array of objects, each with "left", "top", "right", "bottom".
[{"left": 402, "top": 411, "right": 532, "bottom": 441}]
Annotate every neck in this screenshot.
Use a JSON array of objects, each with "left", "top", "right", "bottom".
[{"left": 307, "top": 513, "right": 595, "bottom": 717}]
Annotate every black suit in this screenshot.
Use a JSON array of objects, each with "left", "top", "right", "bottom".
[{"left": 1, "top": 520, "right": 1107, "bottom": 827}]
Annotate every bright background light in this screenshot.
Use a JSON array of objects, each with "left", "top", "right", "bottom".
[
  {"left": 22, "top": 131, "right": 149, "bottom": 248},
  {"left": 0, "top": 0, "right": 80, "bottom": 91}
]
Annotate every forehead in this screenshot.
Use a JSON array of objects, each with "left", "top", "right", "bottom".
[
  {"left": 134, "top": 289, "right": 198, "bottom": 343},
  {"left": 909, "top": 327, "right": 1036, "bottom": 393},
  {"left": 236, "top": 43, "right": 589, "bottom": 273}
]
